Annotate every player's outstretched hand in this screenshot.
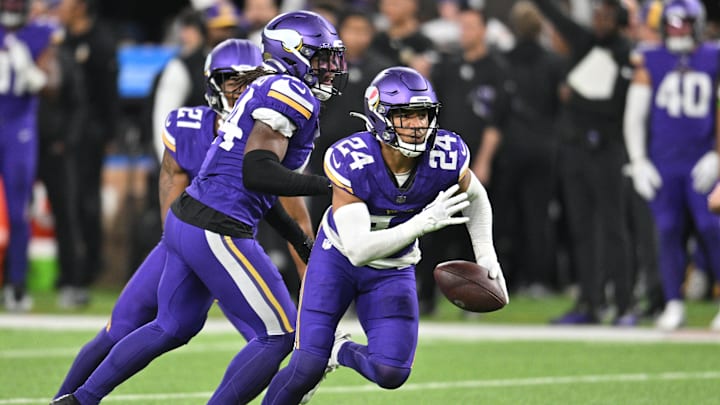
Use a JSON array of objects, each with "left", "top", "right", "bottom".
[
  {"left": 412, "top": 184, "right": 469, "bottom": 236},
  {"left": 691, "top": 151, "right": 719, "bottom": 194},
  {"left": 477, "top": 255, "right": 509, "bottom": 304},
  {"left": 629, "top": 158, "right": 662, "bottom": 201}
]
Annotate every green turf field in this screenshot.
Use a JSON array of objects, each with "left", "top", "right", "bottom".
[{"left": 2, "top": 290, "right": 719, "bottom": 404}]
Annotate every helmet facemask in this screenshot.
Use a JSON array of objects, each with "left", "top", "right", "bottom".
[
  {"left": 0, "top": 0, "right": 29, "bottom": 28},
  {"left": 661, "top": 0, "right": 705, "bottom": 54},
  {"left": 665, "top": 15, "right": 695, "bottom": 53},
  {"left": 203, "top": 39, "right": 263, "bottom": 119},
  {"left": 382, "top": 104, "right": 439, "bottom": 157},
  {"left": 206, "top": 69, "right": 244, "bottom": 119},
  {"left": 307, "top": 48, "right": 348, "bottom": 101},
  {"left": 360, "top": 67, "right": 441, "bottom": 158},
  {"left": 367, "top": 102, "right": 440, "bottom": 157},
  {"left": 261, "top": 10, "right": 347, "bottom": 101}
]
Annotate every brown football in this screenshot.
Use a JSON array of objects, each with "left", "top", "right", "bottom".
[{"left": 433, "top": 260, "right": 507, "bottom": 313}]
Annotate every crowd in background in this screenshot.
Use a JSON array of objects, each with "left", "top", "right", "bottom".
[{"left": 3, "top": 0, "right": 720, "bottom": 329}]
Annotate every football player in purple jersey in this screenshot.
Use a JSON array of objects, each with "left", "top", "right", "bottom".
[
  {"left": 51, "top": 38, "right": 316, "bottom": 401},
  {"left": 0, "top": 0, "right": 58, "bottom": 311},
  {"left": 52, "top": 11, "right": 347, "bottom": 405},
  {"left": 262, "top": 66, "right": 508, "bottom": 405},
  {"left": 624, "top": 0, "right": 720, "bottom": 330}
]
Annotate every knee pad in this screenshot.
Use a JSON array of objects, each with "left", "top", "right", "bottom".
[{"left": 373, "top": 363, "right": 411, "bottom": 389}]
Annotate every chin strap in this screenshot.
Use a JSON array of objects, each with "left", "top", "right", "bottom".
[{"left": 349, "top": 112, "right": 373, "bottom": 132}]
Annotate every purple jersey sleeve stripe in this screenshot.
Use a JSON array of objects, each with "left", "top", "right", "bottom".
[{"left": 267, "top": 90, "right": 312, "bottom": 119}]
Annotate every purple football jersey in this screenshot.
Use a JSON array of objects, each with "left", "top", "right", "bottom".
[
  {"left": 187, "top": 73, "right": 320, "bottom": 227},
  {"left": 0, "top": 21, "right": 56, "bottom": 116},
  {"left": 322, "top": 129, "right": 470, "bottom": 260},
  {"left": 162, "top": 105, "right": 217, "bottom": 179},
  {"left": 643, "top": 42, "right": 720, "bottom": 170}
]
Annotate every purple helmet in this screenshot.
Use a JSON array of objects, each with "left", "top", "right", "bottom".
[
  {"left": 661, "top": 0, "right": 705, "bottom": 53},
  {"left": 0, "top": 0, "right": 29, "bottom": 28},
  {"left": 361, "top": 67, "right": 440, "bottom": 157},
  {"left": 262, "top": 10, "right": 347, "bottom": 101},
  {"left": 204, "top": 39, "right": 263, "bottom": 118}
]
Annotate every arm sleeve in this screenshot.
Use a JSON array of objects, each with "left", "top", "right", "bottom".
[
  {"left": 243, "top": 149, "right": 331, "bottom": 196},
  {"left": 623, "top": 82, "right": 652, "bottom": 162},
  {"left": 462, "top": 172, "right": 496, "bottom": 262},
  {"left": 333, "top": 202, "right": 422, "bottom": 267}
]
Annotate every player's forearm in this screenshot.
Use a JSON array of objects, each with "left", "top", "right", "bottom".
[
  {"left": 279, "top": 196, "right": 314, "bottom": 237},
  {"left": 158, "top": 154, "right": 190, "bottom": 226},
  {"left": 264, "top": 201, "right": 313, "bottom": 264},
  {"left": 624, "top": 82, "right": 652, "bottom": 161},
  {"left": 462, "top": 173, "right": 496, "bottom": 262},
  {"left": 243, "top": 150, "right": 331, "bottom": 196},
  {"left": 334, "top": 203, "right": 419, "bottom": 267}
]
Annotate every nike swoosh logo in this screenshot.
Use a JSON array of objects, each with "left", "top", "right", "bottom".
[
  {"left": 331, "top": 154, "right": 341, "bottom": 169},
  {"left": 166, "top": 116, "right": 172, "bottom": 128}
]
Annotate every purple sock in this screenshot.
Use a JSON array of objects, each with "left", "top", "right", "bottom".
[
  {"left": 73, "top": 322, "right": 186, "bottom": 405},
  {"left": 262, "top": 348, "right": 327, "bottom": 405},
  {"left": 209, "top": 333, "right": 294, "bottom": 404},
  {"left": 55, "top": 329, "right": 115, "bottom": 398}
]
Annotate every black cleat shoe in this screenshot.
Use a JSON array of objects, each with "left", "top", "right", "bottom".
[{"left": 50, "top": 394, "right": 80, "bottom": 405}]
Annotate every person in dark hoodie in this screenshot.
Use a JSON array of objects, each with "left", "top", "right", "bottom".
[
  {"left": 491, "top": 0, "right": 566, "bottom": 297},
  {"left": 532, "top": 0, "right": 637, "bottom": 325}
]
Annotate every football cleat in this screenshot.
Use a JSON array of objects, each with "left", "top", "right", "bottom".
[
  {"left": 50, "top": 394, "right": 80, "bottom": 405},
  {"left": 655, "top": 299, "right": 686, "bottom": 331},
  {"left": 3, "top": 285, "right": 32, "bottom": 313},
  {"left": 300, "top": 330, "right": 351, "bottom": 404}
]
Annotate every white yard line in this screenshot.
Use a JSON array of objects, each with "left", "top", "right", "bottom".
[
  {"left": 1, "top": 313, "right": 719, "bottom": 343},
  {"left": 2, "top": 371, "right": 720, "bottom": 404}
]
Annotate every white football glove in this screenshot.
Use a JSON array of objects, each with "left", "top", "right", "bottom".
[
  {"left": 409, "top": 184, "right": 469, "bottom": 236},
  {"left": 628, "top": 158, "right": 662, "bottom": 201},
  {"left": 691, "top": 151, "right": 719, "bottom": 194},
  {"left": 477, "top": 255, "right": 509, "bottom": 304},
  {"left": 4, "top": 33, "right": 47, "bottom": 93}
]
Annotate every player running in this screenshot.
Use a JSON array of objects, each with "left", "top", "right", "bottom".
[{"left": 262, "top": 66, "right": 508, "bottom": 404}]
